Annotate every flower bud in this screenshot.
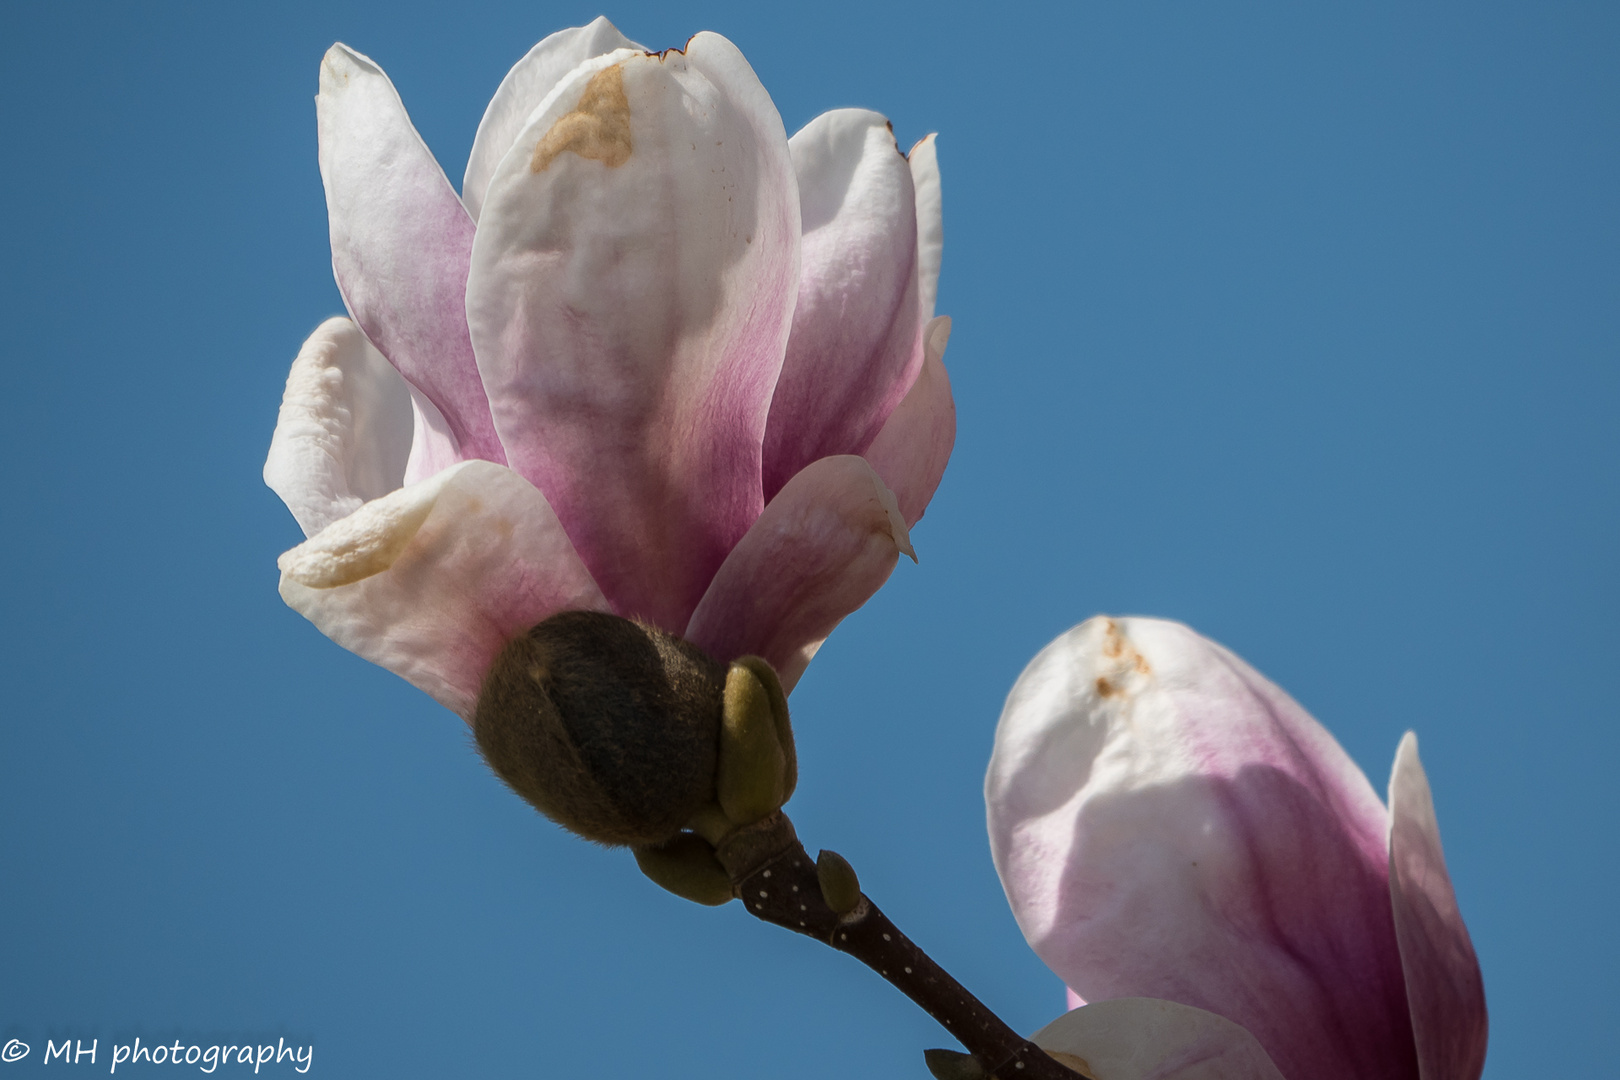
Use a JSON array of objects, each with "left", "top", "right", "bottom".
[
  {"left": 473, "top": 610, "right": 725, "bottom": 846},
  {"left": 717, "top": 662, "right": 790, "bottom": 825},
  {"left": 816, "top": 848, "right": 862, "bottom": 915},
  {"left": 633, "top": 833, "right": 733, "bottom": 906},
  {"left": 923, "top": 1049, "right": 987, "bottom": 1080}
]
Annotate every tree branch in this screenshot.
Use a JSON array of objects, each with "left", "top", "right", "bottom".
[{"left": 714, "top": 812, "right": 1086, "bottom": 1080}]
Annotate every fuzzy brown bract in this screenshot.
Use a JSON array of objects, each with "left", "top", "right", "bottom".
[{"left": 473, "top": 610, "right": 725, "bottom": 845}]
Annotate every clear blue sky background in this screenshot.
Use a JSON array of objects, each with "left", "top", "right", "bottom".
[{"left": 1, "top": 2, "right": 1614, "bottom": 1077}]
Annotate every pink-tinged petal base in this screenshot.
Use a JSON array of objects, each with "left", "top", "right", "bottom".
[
  {"left": 401, "top": 386, "right": 465, "bottom": 486},
  {"left": 684, "top": 455, "right": 912, "bottom": 693},
  {"left": 987, "top": 617, "right": 1419, "bottom": 1080},
  {"left": 277, "top": 460, "right": 608, "bottom": 719},
  {"left": 264, "top": 317, "right": 412, "bottom": 537},
  {"left": 1388, "top": 734, "right": 1488, "bottom": 1080},
  {"left": 466, "top": 36, "right": 800, "bottom": 632},
  {"left": 1033, "top": 998, "right": 1286, "bottom": 1080},
  {"left": 864, "top": 315, "right": 955, "bottom": 526},
  {"left": 317, "top": 44, "right": 507, "bottom": 468}
]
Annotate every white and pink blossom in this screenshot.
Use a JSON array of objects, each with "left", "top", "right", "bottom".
[
  {"left": 988, "top": 617, "right": 1487, "bottom": 1080},
  {"left": 264, "top": 18, "right": 952, "bottom": 717}
]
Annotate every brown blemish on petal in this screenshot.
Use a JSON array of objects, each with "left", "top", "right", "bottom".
[
  {"left": 531, "top": 64, "right": 632, "bottom": 173},
  {"left": 1101, "top": 619, "right": 1124, "bottom": 658},
  {"left": 1092, "top": 617, "right": 1152, "bottom": 699}
]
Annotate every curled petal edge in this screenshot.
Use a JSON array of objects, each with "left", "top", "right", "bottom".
[
  {"left": 264, "top": 316, "right": 412, "bottom": 538},
  {"left": 278, "top": 460, "right": 609, "bottom": 719}
]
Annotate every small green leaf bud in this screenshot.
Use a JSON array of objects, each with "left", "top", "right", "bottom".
[
  {"left": 633, "top": 833, "right": 734, "bottom": 906},
  {"left": 717, "top": 661, "right": 790, "bottom": 825},
  {"left": 923, "top": 1049, "right": 988, "bottom": 1080},
  {"left": 473, "top": 611, "right": 725, "bottom": 847},
  {"left": 729, "top": 656, "right": 796, "bottom": 801},
  {"left": 816, "top": 848, "right": 862, "bottom": 915}
]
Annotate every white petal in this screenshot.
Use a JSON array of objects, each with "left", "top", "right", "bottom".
[
  {"left": 264, "top": 317, "right": 412, "bottom": 537},
  {"left": 461, "top": 16, "right": 643, "bottom": 221},
  {"left": 909, "top": 133, "right": 943, "bottom": 319},
  {"left": 1032, "top": 998, "right": 1286, "bottom": 1080},
  {"left": 762, "top": 108, "right": 922, "bottom": 499},
  {"left": 987, "top": 617, "right": 1417, "bottom": 1080},
  {"left": 278, "top": 460, "right": 609, "bottom": 718},
  {"left": 465, "top": 36, "right": 800, "bottom": 631},
  {"left": 317, "top": 43, "right": 506, "bottom": 466}
]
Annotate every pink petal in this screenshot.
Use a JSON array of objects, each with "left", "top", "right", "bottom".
[
  {"left": 265, "top": 317, "right": 413, "bottom": 537},
  {"left": 461, "top": 16, "right": 643, "bottom": 222},
  {"left": 1033, "top": 998, "right": 1286, "bottom": 1080},
  {"left": 317, "top": 44, "right": 507, "bottom": 469},
  {"left": 1388, "top": 734, "right": 1489, "bottom": 1080},
  {"left": 684, "top": 455, "right": 912, "bottom": 693},
  {"left": 909, "top": 133, "right": 943, "bottom": 319},
  {"left": 986, "top": 617, "right": 1419, "bottom": 1080},
  {"left": 863, "top": 315, "right": 955, "bottom": 526},
  {"left": 401, "top": 386, "right": 464, "bottom": 486},
  {"left": 762, "top": 109, "right": 922, "bottom": 501},
  {"left": 465, "top": 37, "right": 800, "bottom": 632},
  {"left": 277, "top": 460, "right": 608, "bottom": 719}
]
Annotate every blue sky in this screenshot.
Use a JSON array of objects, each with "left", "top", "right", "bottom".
[{"left": 1, "top": 2, "right": 1614, "bottom": 1077}]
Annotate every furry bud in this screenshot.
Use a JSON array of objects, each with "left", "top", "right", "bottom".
[{"left": 473, "top": 611, "right": 725, "bottom": 846}]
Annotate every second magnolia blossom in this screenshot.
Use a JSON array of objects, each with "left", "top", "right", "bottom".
[
  {"left": 987, "top": 617, "right": 1487, "bottom": 1080},
  {"left": 264, "top": 19, "right": 953, "bottom": 716}
]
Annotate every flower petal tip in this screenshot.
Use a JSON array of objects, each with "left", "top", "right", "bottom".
[
  {"left": 276, "top": 480, "right": 440, "bottom": 589},
  {"left": 869, "top": 465, "right": 916, "bottom": 562}
]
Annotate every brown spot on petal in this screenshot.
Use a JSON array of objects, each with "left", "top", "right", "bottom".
[
  {"left": 1095, "top": 677, "right": 1116, "bottom": 698},
  {"left": 531, "top": 63, "right": 633, "bottom": 173},
  {"left": 1101, "top": 619, "right": 1123, "bottom": 658}
]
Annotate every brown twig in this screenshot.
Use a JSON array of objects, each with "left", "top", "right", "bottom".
[{"left": 713, "top": 812, "right": 1086, "bottom": 1080}]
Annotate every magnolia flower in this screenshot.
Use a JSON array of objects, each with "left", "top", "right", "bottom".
[
  {"left": 264, "top": 18, "right": 952, "bottom": 717},
  {"left": 986, "top": 617, "right": 1487, "bottom": 1080}
]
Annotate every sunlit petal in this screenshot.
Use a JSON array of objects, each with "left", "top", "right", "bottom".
[
  {"left": 278, "top": 460, "right": 608, "bottom": 718},
  {"left": 987, "top": 617, "right": 1418, "bottom": 1080},
  {"left": 763, "top": 109, "right": 921, "bottom": 500},
  {"left": 461, "top": 16, "right": 643, "bottom": 221},
  {"left": 317, "top": 43, "right": 507, "bottom": 467},
  {"left": 265, "top": 317, "right": 412, "bottom": 537},
  {"left": 466, "top": 36, "right": 799, "bottom": 630}
]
